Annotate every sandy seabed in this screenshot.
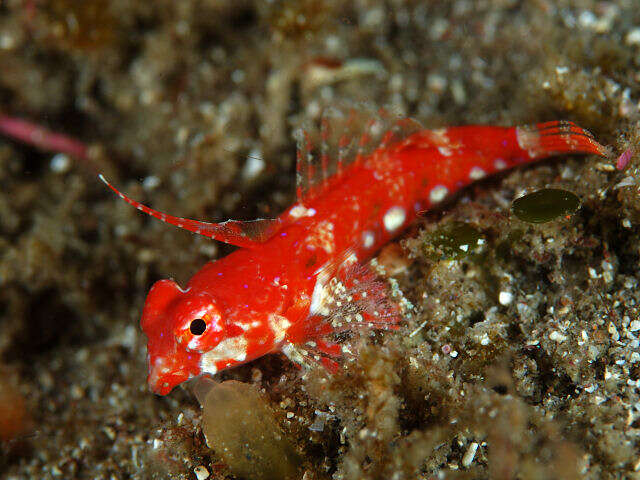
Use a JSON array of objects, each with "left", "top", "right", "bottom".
[{"left": 1, "top": 1, "right": 640, "bottom": 479}]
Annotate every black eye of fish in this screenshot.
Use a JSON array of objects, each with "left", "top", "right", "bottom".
[{"left": 190, "top": 318, "right": 207, "bottom": 335}]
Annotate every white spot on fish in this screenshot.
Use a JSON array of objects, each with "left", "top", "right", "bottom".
[
  {"left": 494, "top": 158, "right": 507, "bottom": 170},
  {"left": 438, "top": 146, "right": 453, "bottom": 157},
  {"left": 268, "top": 314, "right": 291, "bottom": 344},
  {"left": 516, "top": 126, "right": 542, "bottom": 157},
  {"left": 344, "top": 252, "right": 359, "bottom": 265},
  {"left": 469, "top": 166, "right": 486, "bottom": 180},
  {"left": 383, "top": 206, "right": 406, "bottom": 232},
  {"left": 362, "top": 230, "right": 375, "bottom": 248},
  {"left": 310, "top": 274, "right": 330, "bottom": 316},
  {"left": 200, "top": 335, "right": 248, "bottom": 373},
  {"left": 429, "top": 185, "right": 448, "bottom": 204},
  {"left": 148, "top": 356, "right": 174, "bottom": 389},
  {"left": 308, "top": 220, "right": 335, "bottom": 253},
  {"left": 431, "top": 128, "right": 449, "bottom": 144},
  {"left": 289, "top": 204, "right": 317, "bottom": 219}
]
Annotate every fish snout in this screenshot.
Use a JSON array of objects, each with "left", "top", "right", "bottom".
[
  {"left": 141, "top": 279, "right": 202, "bottom": 394},
  {"left": 146, "top": 351, "right": 191, "bottom": 395}
]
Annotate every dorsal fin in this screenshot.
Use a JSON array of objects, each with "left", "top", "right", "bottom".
[
  {"left": 294, "top": 105, "right": 423, "bottom": 203},
  {"left": 99, "top": 174, "right": 282, "bottom": 249}
]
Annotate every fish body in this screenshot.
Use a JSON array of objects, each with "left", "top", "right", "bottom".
[{"left": 101, "top": 116, "right": 609, "bottom": 395}]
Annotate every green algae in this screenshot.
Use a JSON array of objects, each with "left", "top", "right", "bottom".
[
  {"left": 195, "top": 379, "right": 302, "bottom": 480},
  {"left": 423, "top": 222, "right": 486, "bottom": 260},
  {"left": 511, "top": 188, "right": 581, "bottom": 224}
]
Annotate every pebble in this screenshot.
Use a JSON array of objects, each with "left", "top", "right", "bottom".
[
  {"left": 625, "top": 28, "right": 640, "bottom": 45},
  {"left": 142, "top": 175, "right": 160, "bottom": 190},
  {"left": 549, "top": 331, "right": 568, "bottom": 343},
  {"left": 243, "top": 149, "right": 265, "bottom": 181},
  {"left": 194, "top": 466, "right": 209, "bottom": 480},
  {"left": 50, "top": 153, "right": 71, "bottom": 173},
  {"left": 461, "top": 442, "right": 479, "bottom": 467},
  {"left": 499, "top": 291, "right": 513, "bottom": 305}
]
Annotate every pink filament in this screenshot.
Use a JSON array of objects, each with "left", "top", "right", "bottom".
[
  {"left": 0, "top": 114, "right": 87, "bottom": 159},
  {"left": 616, "top": 148, "right": 634, "bottom": 171}
]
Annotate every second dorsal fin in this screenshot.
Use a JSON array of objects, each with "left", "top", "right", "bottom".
[
  {"left": 99, "top": 175, "right": 282, "bottom": 249},
  {"left": 294, "top": 105, "right": 423, "bottom": 203}
]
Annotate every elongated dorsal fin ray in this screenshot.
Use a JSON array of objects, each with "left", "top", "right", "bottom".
[
  {"left": 99, "top": 174, "right": 282, "bottom": 248},
  {"left": 294, "top": 105, "right": 424, "bottom": 203}
]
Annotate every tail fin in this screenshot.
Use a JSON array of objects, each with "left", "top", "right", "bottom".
[{"left": 516, "top": 121, "right": 611, "bottom": 159}]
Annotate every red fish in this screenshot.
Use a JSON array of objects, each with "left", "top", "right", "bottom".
[{"left": 101, "top": 110, "right": 609, "bottom": 395}]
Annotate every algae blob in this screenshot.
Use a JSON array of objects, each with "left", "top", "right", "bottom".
[
  {"left": 511, "top": 188, "right": 581, "bottom": 223},
  {"left": 425, "top": 222, "right": 486, "bottom": 260},
  {"left": 194, "top": 378, "right": 302, "bottom": 480}
]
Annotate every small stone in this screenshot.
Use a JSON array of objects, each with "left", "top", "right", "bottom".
[
  {"left": 499, "top": 291, "right": 513, "bottom": 305},
  {"left": 243, "top": 149, "right": 265, "bottom": 181},
  {"left": 451, "top": 79, "right": 466, "bottom": 104},
  {"left": 427, "top": 74, "right": 447, "bottom": 93},
  {"left": 608, "top": 322, "right": 620, "bottom": 342},
  {"left": 194, "top": 466, "right": 209, "bottom": 480},
  {"left": 50, "top": 153, "right": 71, "bottom": 173},
  {"left": 625, "top": 28, "right": 640, "bottom": 45},
  {"left": 461, "top": 442, "right": 479, "bottom": 467},
  {"left": 549, "top": 331, "right": 568, "bottom": 343},
  {"left": 103, "top": 426, "right": 116, "bottom": 441},
  {"left": 142, "top": 175, "right": 160, "bottom": 190}
]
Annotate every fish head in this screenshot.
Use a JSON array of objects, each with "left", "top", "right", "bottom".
[{"left": 141, "top": 279, "right": 230, "bottom": 395}]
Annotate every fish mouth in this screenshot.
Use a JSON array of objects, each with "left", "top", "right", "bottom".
[
  {"left": 144, "top": 332, "right": 202, "bottom": 395},
  {"left": 146, "top": 354, "right": 191, "bottom": 395},
  {"left": 140, "top": 278, "right": 200, "bottom": 395}
]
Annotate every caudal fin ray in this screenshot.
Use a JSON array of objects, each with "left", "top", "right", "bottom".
[{"left": 518, "top": 121, "right": 611, "bottom": 159}]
